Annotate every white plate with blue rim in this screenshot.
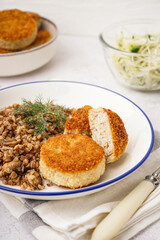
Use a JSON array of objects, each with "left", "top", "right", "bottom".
[{"left": 0, "top": 81, "right": 154, "bottom": 200}]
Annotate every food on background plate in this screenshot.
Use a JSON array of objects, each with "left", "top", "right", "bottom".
[
  {"left": 40, "top": 134, "right": 105, "bottom": 189},
  {"left": 0, "top": 98, "right": 128, "bottom": 190},
  {"left": 89, "top": 108, "right": 128, "bottom": 163},
  {"left": 0, "top": 48, "right": 14, "bottom": 54},
  {"left": 26, "top": 11, "right": 42, "bottom": 29},
  {"left": 64, "top": 105, "right": 92, "bottom": 136},
  {"left": 113, "top": 33, "right": 160, "bottom": 88},
  {"left": 0, "top": 9, "right": 52, "bottom": 54},
  {"left": 25, "top": 30, "right": 52, "bottom": 50},
  {"left": 0, "top": 9, "right": 37, "bottom": 50}
]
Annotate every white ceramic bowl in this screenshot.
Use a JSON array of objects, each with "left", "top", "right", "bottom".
[{"left": 0, "top": 17, "right": 58, "bottom": 77}]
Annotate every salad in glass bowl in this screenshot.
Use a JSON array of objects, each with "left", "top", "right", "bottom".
[{"left": 100, "top": 19, "right": 160, "bottom": 90}]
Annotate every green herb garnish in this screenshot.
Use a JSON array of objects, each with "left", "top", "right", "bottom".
[
  {"left": 130, "top": 45, "right": 141, "bottom": 53},
  {"left": 147, "top": 34, "right": 152, "bottom": 40},
  {"left": 13, "top": 97, "right": 70, "bottom": 137}
]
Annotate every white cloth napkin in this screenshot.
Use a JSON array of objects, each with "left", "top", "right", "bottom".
[{"left": 0, "top": 133, "right": 160, "bottom": 240}]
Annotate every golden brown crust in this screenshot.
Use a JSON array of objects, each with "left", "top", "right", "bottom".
[
  {"left": 26, "top": 30, "right": 52, "bottom": 49},
  {"left": 103, "top": 108, "right": 128, "bottom": 159},
  {"left": 40, "top": 134, "right": 105, "bottom": 173},
  {"left": 0, "top": 30, "right": 52, "bottom": 52},
  {"left": 0, "top": 48, "right": 13, "bottom": 54},
  {"left": 0, "top": 9, "right": 37, "bottom": 42},
  {"left": 65, "top": 105, "right": 92, "bottom": 135},
  {"left": 26, "top": 11, "right": 41, "bottom": 29}
]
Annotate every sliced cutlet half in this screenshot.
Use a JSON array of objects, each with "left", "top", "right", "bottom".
[{"left": 89, "top": 107, "right": 128, "bottom": 163}]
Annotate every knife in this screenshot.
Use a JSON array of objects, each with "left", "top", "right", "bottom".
[{"left": 91, "top": 167, "right": 160, "bottom": 240}]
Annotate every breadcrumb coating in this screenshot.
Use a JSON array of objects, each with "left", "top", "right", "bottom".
[
  {"left": 0, "top": 9, "right": 37, "bottom": 41},
  {"left": 0, "top": 30, "right": 52, "bottom": 53},
  {"left": 0, "top": 48, "right": 13, "bottom": 54},
  {"left": 26, "top": 11, "right": 41, "bottom": 29},
  {"left": 65, "top": 105, "right": 92, "bottom": 135},
  {"left": 26, "top": 30, "right": 52, "bottom": 49},
  {"left": 40, "top": 134, "right": 105, "bottom": 173}
]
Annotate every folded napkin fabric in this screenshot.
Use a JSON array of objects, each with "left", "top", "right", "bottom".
[{"left": 0, "top": 136, "right": 160, "bottom": 240}]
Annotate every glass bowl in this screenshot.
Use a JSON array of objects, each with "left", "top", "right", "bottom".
[{"left": 99, "top": 19, "right": 160, "bottom": 91}]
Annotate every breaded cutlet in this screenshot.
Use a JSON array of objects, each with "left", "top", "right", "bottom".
[
  {"left": 0, "top": 30, "right": 52, "bottom": 52},
  {"left": 40, "top": 134, "right": 105, "bottom": 189},
  {"left": 26, "top": 11, "right": 41, "bottom": 29},
  {"left": 25, "top": 30, "right": 52, "bottom": 49},
  {"left": 0, "top": 9, "right": 37, "bottom": 50},
  {"left": 0, "top": 48, "right": 13, "bottom": 54},
  {"left": 64, "top": 105, "right": 92, "bottom": 136},
  {"left": 89, "top": 108, "right": 128, "bottom": 163}
]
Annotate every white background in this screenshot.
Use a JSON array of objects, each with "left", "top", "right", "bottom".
[{"left": 1, "top": 0, "right": 160, "bottom": 36}]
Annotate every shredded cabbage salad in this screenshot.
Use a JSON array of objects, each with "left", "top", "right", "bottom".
[{"left": 112, "top": 33, "right": 160, "bottom": 88}]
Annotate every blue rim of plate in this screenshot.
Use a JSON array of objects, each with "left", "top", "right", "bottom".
[{"left": 0, "top": 80, "right": 154, "bottom": 196}]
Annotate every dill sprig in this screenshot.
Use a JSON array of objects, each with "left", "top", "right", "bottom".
[{"left": 13, "top": 97, "right": 70, "bottom": 137}]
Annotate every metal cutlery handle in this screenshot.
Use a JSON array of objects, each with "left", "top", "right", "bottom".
[{"left": 91, "top": 169, "right": 160, "bottom": 240}]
